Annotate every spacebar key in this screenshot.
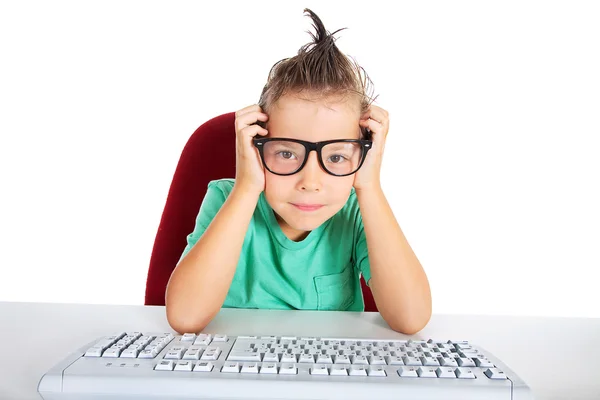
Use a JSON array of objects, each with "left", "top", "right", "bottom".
[{"left": 227, "top": 352, "right": 262, "bottom": 361}]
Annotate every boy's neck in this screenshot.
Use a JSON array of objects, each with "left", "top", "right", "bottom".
[{"left": 275, "top": 213, "right": 311, "bottom": 242}]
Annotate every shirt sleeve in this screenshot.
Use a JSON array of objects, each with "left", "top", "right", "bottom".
[
  {"left": 178, "top": 180, "right": 230, "bottom": 262},
  {"left": 353, "top": 200, "right": 372, "bottom": 286}
]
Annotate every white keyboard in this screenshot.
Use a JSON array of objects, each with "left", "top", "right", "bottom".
[{"left": 38, "top": 331, "right": 534, "bottom": 399}]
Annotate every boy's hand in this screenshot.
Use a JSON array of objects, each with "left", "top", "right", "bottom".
[
  {"left": 353, "top": 105, "right": 390, "bottom": 192},
  {"left": 233, "top": 105, "right": 269, "bottom": 196}
]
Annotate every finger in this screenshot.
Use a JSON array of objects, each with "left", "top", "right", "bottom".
[
  {"left": 361, "top": 106, "right": 386, "bottom": 125},
  {"left": 240, "top": 124, "right": 268, "bottom": 140},
  {"left": 359, "top": 117, "right": 383, "bottom": 133},
  {"left": 362, "top": 104, "right": 389, "bottom": 120},
  {"left": 236, "top": 111, "right": 269, "bottom": 132},
  {"left": 235, "top": 104, "right": 263, "bottom": 118}
]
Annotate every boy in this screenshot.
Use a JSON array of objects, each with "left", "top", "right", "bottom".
[{"left": 166, "top": 9, "right": 431, "bottom": 335}]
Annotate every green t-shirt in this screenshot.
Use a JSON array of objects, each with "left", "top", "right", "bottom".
[{"left": 179, "top": 179, "right": 371, "bottom": 311}]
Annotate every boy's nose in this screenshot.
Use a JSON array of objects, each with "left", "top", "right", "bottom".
[{"left": 298, "top": 152, "right": 323, "bottom": 192}]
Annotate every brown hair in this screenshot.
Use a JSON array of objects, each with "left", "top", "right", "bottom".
[{"left": 258, "top": 8, "right": 377, "bottom": 132}]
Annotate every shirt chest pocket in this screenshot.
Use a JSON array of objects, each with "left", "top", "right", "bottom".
[{"left": 313, "top": 267, "right": 354, "bottom": 311}]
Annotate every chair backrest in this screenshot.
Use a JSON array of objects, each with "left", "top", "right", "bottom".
[{"left": 144, "top": 112, "right": 378, "bottom": 312}]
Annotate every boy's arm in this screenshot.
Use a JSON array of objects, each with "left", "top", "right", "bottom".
[
  {"left": 165, "top": 185, "right": 260, "bottom": 334},
  {"left": 355, "top": 186, "right": 432, "bottom": 334}
]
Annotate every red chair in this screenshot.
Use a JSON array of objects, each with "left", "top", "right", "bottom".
[{"left": 144, "top": 112, "right": 378, "bottom": 312}]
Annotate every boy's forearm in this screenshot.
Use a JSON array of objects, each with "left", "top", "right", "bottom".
[
  {"left": 165, "top": 186, "right": 260, "bottom": 334},
  {"left": 355, "top": 186, "right": 432, "bottom": 334}
]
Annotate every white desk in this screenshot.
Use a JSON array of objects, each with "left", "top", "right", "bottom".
[{"left": 0, "top": 301, "right": 598, "bottom": 400}]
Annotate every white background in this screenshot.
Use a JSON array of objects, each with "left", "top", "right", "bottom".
[{"left": 1, "top": 1, "right": 598, "bottom": 318}]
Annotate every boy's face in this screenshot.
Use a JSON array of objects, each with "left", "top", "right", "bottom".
[{"left": 263, "top": 93, "right": 361, "bottom": 241}]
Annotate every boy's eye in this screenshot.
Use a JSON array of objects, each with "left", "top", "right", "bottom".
[
  {"left": 276, "top": 151, "right": 297, "bottom": 160},
  {"left": 327, "top": 154, "right": 347, "bottom": 163}
]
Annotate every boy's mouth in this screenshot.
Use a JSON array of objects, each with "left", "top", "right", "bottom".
[{"left": 291, "top": 203, "right": 324, "bottom": 212}]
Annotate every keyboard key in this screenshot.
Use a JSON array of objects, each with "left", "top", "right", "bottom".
[
  {"left": 213, "top": 334, "right": 228, "bottom": 342},
  {"left": 310, "top": 365, "right": 329, "bottom": 375},
  {"left": 271, "top": 345, "right": 286, "bottom": 354},
  {"left": 330, "top": 366, "right": 348, "bottom": 376},
  {"left": 484, "top": 368, "right": 507, "bottom": 380},
  {"left": 439, "top": 357, "right": 459, "bottom": 367},
  {"left": 106, "top": 332, "right": 127, "bottom": 342},
  {"left": 369, "top": 356, "right": 387, "bottom": 365},
  {"left": 200, "top": 347, "right": 221, "bottom": 361},
  {"left": 154, "top": 360, "right": 174, "bottom": 371},
  {"left": 227, "top": 352, "right": 262, "bottom": 362},
  {"left": 174, "top": 361, "right": 193, "bottom": 371},
  {"left": 84, "top": 347, "right": 103, "bottom": 357},
  {"left": 420, "top": 356, "right": 440, "bottom": 366},
  {"left": 299, "top": 354, "right": 315, "bottom": 363},
  {"left": 156, "top": 333, "right": 175, "bottom": 345},
  {"left": 145, "top": 344, "right": 161, "bottom": 352},
  {"left": 417, "top": 367, "right": 437, "bottom": 378},
  {"left": 193, "top": 361, "right": 213, "bottom": 372},
  {"left": 94, "top": 339, "right": 115, "bottom": 350},
  {"left": 181, "top": 333, "right": 196, "bottom": 342},
  {"left": 182, "top": 347, "right": 203, "bottom": 360},
  {"left": 279, "top": 363, "right": 297, "bottom": 375},
  {"left": 194, "top": 334, "right": 212, "bottom": 346},
  {"left": 221, "top": 362, "right": 240, "bottom": 373},
  {"left": 455, "top": 367, "right": 476, "bottom": 379},
  {"left": 120, "top": 348, "right": 140, "bottom": 358},
  {"left": 262, "top": 352, "right": 280, "bottom": 362},
  {"left": 351, "top": 355, "right": 369, "bottom": 365},
  {"left": 474, "top": 357, "right": 495, "bottom": 368},
  {"left": 259, "top": 362, "right": 278, "bottom": 374},
  {"left": 334, "top": 355, "right": 351, "bottom": 364},
  {"left": 436, "top": 367, "right": 457, "bottom": 378},
  {"left": 102, "top": 348, "right": 121, "bottom": 358},
  {"left": 201, "top": 351, "right": 219, "bottom": 361},
  {"left": 398, "top": 367, "right": 419, "bottom": 377},
  {"left": 136, "top": 335, "right": 153, "bottom": 344},
  {"left": 241, "top": 363, "right": 259, "bottom": 374},
  {"left": 281, "top": 353, "right": 297, "bottom": 363},
  {"left": 368, "top": 367, "right": 387, "bottom": 377},
  {"left": 402, "top": 356, "right": 422, "bottom": 366},
  {"left": 457, "top": 357, "right": 476, "bottom": 367},
  {"left": 385, "top": 356, "right": 404, "bottom": 365},
  {"left": 138, "top": 349, "right": 158, "bottom": 359},
  {"left": 164, "top": 348, "right": 185, "bottom": 360},
  {"left": 316, "top": 354, "right": 333, "bottom": 364},
  {"left": 349, "top": 366, "right": 367, "bottom": 376}
]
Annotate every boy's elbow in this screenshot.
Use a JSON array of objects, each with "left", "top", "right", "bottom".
[
  {"left": 166, "top": 301, "right": 215, "bottom": 334},
  {"left": 389, "top": 321, "right": 424, "bottom": 335},
  {"left": 166, "top": 308, "right": 212, "bottom": 334},
  {"left": 387, "top": 312, "right": 432, "bottom": 335}
]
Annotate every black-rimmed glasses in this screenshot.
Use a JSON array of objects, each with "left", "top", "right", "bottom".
[{"left": 253, "top": 137, "right": 373, "bottom": 176}]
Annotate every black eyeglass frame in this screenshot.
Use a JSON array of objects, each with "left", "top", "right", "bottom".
[{"left": 252, "top": 137, "right": 373, "bottom": 177}]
